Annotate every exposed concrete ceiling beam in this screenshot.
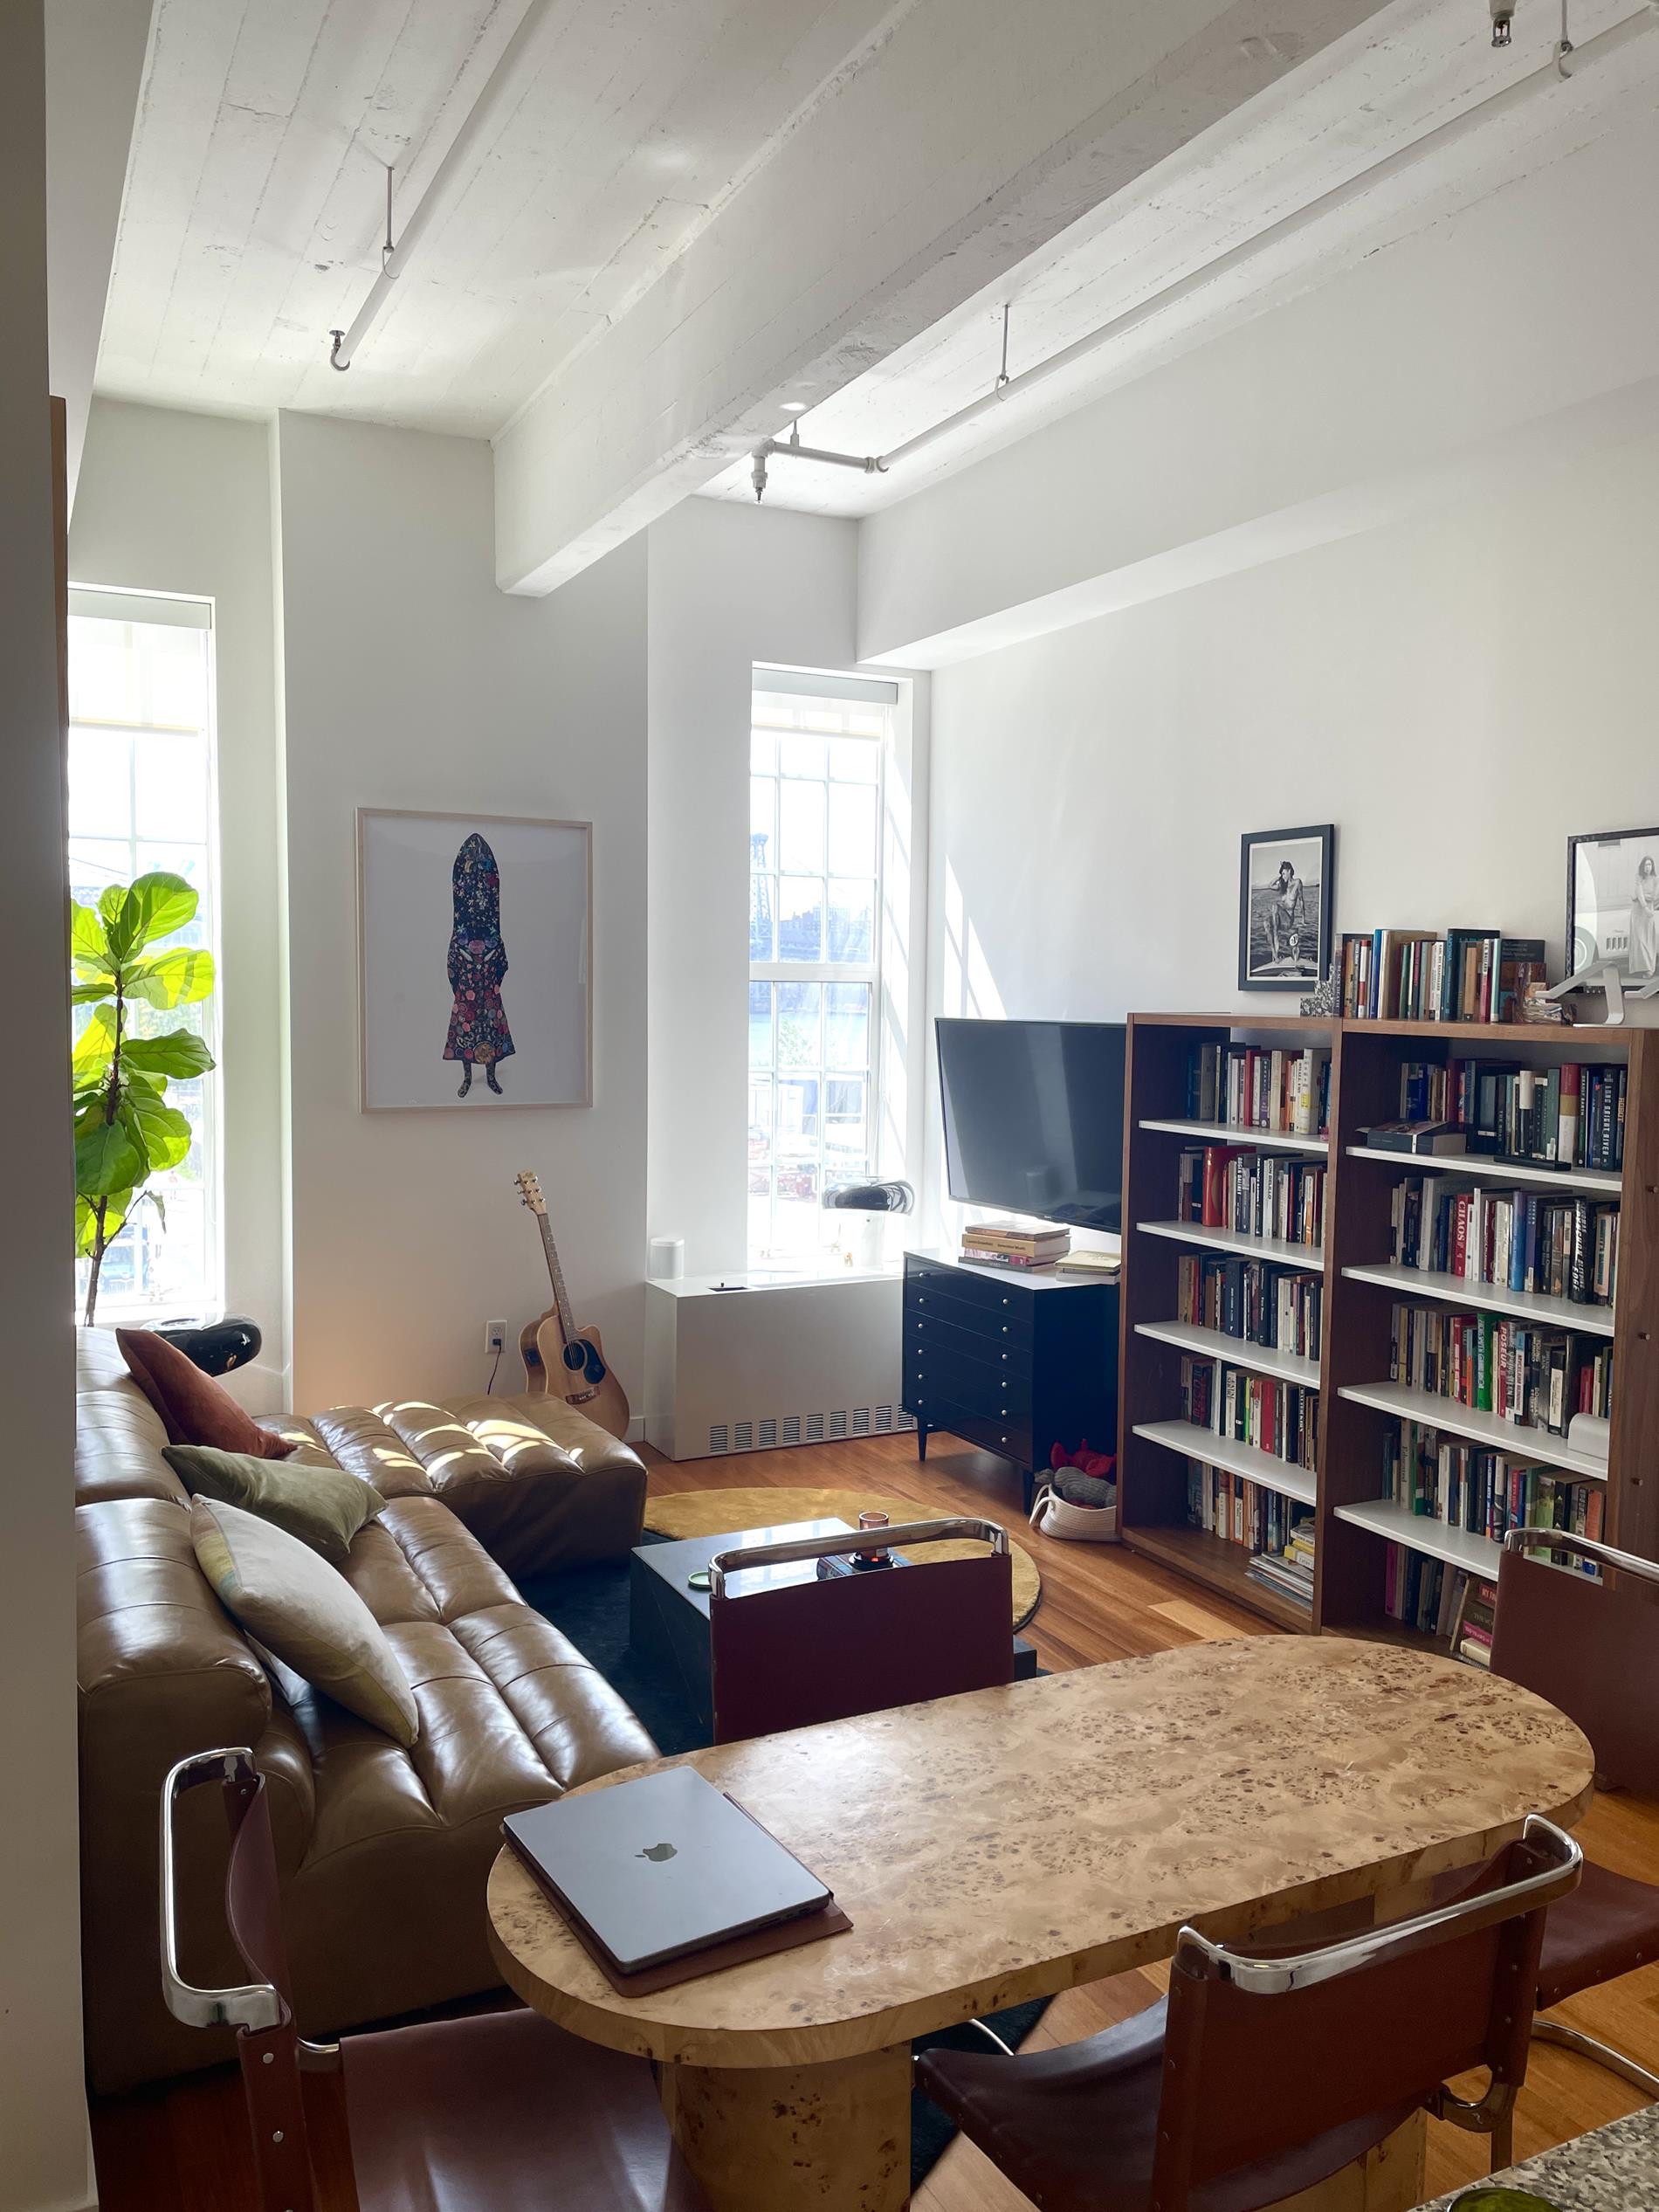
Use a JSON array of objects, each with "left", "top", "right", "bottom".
[{"left": 492, "top": 0, "right": 1401, "bottom": 594}]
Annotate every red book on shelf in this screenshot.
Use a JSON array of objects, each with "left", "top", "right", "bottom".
[{"left": 1201, "top": 1146, "right": 1247, "bottom": 1229}]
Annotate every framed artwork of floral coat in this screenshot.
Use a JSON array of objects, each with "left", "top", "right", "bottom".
[{"left": 357, "top": 810, "right": 592, "bottom": 1110}]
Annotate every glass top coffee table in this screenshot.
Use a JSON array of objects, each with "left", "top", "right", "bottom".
[{"left": 630, "top": 1514, "right": 1036, "bottom": 1740}]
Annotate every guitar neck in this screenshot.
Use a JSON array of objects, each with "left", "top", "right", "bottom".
[{"left": 536, "top": 1211, "right": 581, "bottom": 1345}]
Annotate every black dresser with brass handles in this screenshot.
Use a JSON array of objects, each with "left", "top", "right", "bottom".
[{"left": 902, "top": 1249, "right": 1119, "bottom": 1508}]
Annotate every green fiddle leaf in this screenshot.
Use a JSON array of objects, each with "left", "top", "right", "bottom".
[
  {"left": 124, "top": 946, "right": 215, "bottom": 1009},
  {"left": 75, "top": 1189, "right": 132, "bottom": 1258},
  {"left": 71, "top": 902, "right": 108, "bottom": 961},
  {"left": 75, "top": 1118, "right": 143, "bottom": 1197},
  {"left": 72, "top": 979, "right": 116, "bottom": 1004},
  {"left": 121, "top": 1030, "right": 215, "bottom": 1080},
  {"left": 72, "top": 1005, "right": 119, "bottom": 1078},
  {"left": 124, "top": 872, "right": 198, "bottom": 953},
  {"left": 120, "top": 1089, "right": 191, "bottom": 1172}
]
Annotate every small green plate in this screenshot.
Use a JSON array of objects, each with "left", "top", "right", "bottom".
[{"left": 686, "top": 1568, "right": 712, "bottom": 1592}]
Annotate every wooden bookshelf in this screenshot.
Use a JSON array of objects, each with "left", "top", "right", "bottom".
[{"left": 1117, "top": 1012, "right": 1659, "bottom": 1644}]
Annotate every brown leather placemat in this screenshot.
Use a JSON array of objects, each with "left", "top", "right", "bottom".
[{"left": 500, "top": 1809, "right": 851, "bottom": 1997}]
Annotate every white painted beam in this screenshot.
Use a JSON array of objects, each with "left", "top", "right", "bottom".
[
  {"left": 856, "top": 92, "right": 1659, "bottom": 665},
  {"left": 492, "top": 0, "right": 1400, "bottom": 594}
]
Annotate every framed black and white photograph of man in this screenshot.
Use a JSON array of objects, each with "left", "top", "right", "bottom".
[
  {"left": 1567, "top": 825, "right": 1659, "bottom": 986},
  {"left": 1238, "top": 824, "right": 1334, "bottom": 993}
]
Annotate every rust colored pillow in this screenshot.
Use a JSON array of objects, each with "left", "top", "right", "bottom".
[{"left": 117, "top": 1327, "right": 293, "bottom": 1460}]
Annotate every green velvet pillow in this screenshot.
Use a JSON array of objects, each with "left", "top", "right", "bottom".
[{"left": 164, "top": 1444, "right": 382, "bottom": 1567}]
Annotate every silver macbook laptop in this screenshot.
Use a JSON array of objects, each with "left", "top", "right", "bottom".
[{"left": 503, "top": 1767, "right": 832, "bottom": 1974}]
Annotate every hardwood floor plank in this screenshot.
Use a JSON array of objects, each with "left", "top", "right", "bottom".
[{"left": 90, "top": 1431, "right": 1659, "bottom": 2212}]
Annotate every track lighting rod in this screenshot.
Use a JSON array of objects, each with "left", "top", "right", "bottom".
[
  {"left": 749, "top": 1, "right": 1657, "bottom": 496},
  {"left": 330, "top": 0, "right": 554, "bottom": 371}
]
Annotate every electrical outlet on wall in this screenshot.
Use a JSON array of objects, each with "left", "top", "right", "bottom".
[{"left": 485, "top": 1319, "right": 507, "bottom": 1356}]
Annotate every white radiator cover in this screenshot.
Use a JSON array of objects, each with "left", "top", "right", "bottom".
[{"left": 644, "top": 1267, "right": 907, "bottom": 1461}]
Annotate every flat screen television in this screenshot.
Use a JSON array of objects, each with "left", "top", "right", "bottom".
[{"left": 936, "top": 1017, "right": 1126, "bottom": 1231}]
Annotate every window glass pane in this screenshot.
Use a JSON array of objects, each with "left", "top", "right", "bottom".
[
  {"left": 845, "top": 710, "right": 885, "bottom": 738},
  {"left": 69, "top": 729, "right": 133, "bottom": 837},
  {"left": 778, "top": 780, "right": 824, "bottom": 874},
  {"left": 830, "top": 735, "right": 881, "bottom": 781},
  {"left": 747, "top": 1078, "right": 774, "bottom": 1158},
  {"left": 802, "top": 710, "right": 839, "bottom": 734},
  {"left": 776, "top": 1078, "right": 820, "bottom": 1151},
  {"left": 771, "top": 1160, "right": 821, "bottom": 1253},
  {"left": 825, "top": 982, "right": 871, "bottom": 1070},
  {"left": 749, "top": 775, "right": 775, "bottom": 871},
  {"left": 777, "top": 877, "right": 823, "bottom": 961},
  {"left": 748, "top": 982, "right": 772, "bottom": 1069},
  {"left": 827, "top": 782, "right": 875, "bottom": 876},
  {"left": 147, "top": 626, "right": 209, "bottom": 729},
  {"left": 68, "top": 837, "right": 132, "bottom": 906},
  {"left": 827, "top": 879, "right": 875, "bottom": 962},
  {"left": 749, "top": 872, "right": 774, "bottom": 961},
  {"left": 824, "top": 1078, "right": 868, "bottom": 1167},
  {"left": 135, "top": 731, "right": 209, "bottom": 842},
  {"left": 777, "top": 732, "right": 826, "bottom": 779},
  {"left": 776, "top": 982, "right": 821, "bottom": 1068}
]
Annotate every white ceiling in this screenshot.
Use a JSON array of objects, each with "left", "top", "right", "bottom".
[
  {"left": 98, "top": 0, "right": 902, "bottom": 434},
  {"left": 93, "top": 0, "right": 1659, "bottom": 575}
]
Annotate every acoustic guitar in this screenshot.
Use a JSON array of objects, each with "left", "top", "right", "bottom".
[{"left": 513, "top": 1170, "right": 631, "bottom": 1440}]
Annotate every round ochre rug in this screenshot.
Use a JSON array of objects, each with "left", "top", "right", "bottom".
[{"left": 643, "top": 1486, "right": 1041, "bottom": 1632}]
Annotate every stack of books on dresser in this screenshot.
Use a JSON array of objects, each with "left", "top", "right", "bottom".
[{"left": 960, "top": 1222, "right": 1070, "bottom": 1270}]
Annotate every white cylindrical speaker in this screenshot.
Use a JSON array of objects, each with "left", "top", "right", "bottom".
[{"left": 648, "top": 1236, "right": 685, "bottom": 1280}]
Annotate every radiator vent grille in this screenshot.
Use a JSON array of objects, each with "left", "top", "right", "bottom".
[
  {"left": 875, "top": 1403, "right": 894, "bottom": 1432},
  {"left": 851, "top": 1405, "right": 871, "bottom": 1435},
  {"left": 829, "top": 1409, "right": 848, "bottom": 1438},
  {"left": 734, "top": 1420, "right": 754, "bottom": 1451},
  {"left": 758, "top": 1417, "right": 777, "bottom": 1448},
  {"left": 806, "top": 1413, "right": 824, "bottom": 1442},
  {"left": 782, "top": 1414, "right": 802, "bottom": 1444},
  {"left": 708, "top": 1423, "right": 730, "bottom": 1454},
  {"left": 700, "top": 1407, "right": 894, "bottom": 1455}
]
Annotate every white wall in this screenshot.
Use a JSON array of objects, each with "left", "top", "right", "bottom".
[
  {"left": 0, "top": 8, "right": 93, "bottom": 2204},
  {"left": 925, "top": 426, "right": 1659, "bottom": 1082},
  {"left": 275, "top": 413, "right": 650, "bottom": 1409},
  {"left": 69, "top": 399, "right": 287, "bottom": 1406},
  {"left": 644, "top": 499, "right": 863, "bottom": 1278}
]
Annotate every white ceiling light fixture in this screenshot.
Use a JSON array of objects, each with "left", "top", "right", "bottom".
[{"left": 329, "top": 0, "right": 554, "bottom": 373}]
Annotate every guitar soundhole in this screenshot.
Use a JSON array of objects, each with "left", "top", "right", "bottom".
[{"left": 562, "top": 1343, "right": 587, "bottom": 1372}]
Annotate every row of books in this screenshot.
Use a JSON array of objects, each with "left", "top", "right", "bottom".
[
  {"left": 960, "top": 1222, "right": 1069, "bottom": 1271},
  {"left": 1184, "top": 1460, "right": 1314, "bottom": 1599},
  {"left": 1180, "top": 1355, "right": 1319, "bottom": 1473},
  {"left": 1339, "top": 930, "right": 1545, "bottom": 1023},
  {"left": 1176, "top": 1253, "right": 1324, "bottom": 1364},
  {"left": 1388, "top": 1300, "right": 1614, "bottom": 1437},
  {"left": 1391, "top": 1057, "right": 1627, "bottom": 1172},
  {"left": 1176, "top": 1147, "right": 1327, "bottom": 1250},
  {"left": 1388, "top": 1175, "right": 1619, "bottom": 1307},
  {"left": 1385, "top": 1548, "right": 1474, "bottom": 1640},
  {"left": 1185, "top": 1044, "right": 1330, "bottom": 1138},
  {"left": 1382, "top": 1417, "right": 1606, "bottom": 1544},
  {"left": 1248, "top": 1519, "right": 1317, "bottom": 1612}
]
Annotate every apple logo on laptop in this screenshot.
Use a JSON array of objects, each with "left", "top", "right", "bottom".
[{"left": 637, "top": 1842, "right": 678, "bottom": 1863}]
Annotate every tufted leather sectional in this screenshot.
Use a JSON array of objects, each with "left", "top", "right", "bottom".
[{"left": 74, "top": 1328, "right": 655, "bottom": 2093}]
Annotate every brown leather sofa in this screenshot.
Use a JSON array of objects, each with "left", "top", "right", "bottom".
[{"left": 75, "top": 1329, "right": 656, "bottom": 2094}]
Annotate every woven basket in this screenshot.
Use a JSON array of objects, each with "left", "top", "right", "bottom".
[{"left": 1029, "top": 1483, "right": 1119, "bottom": 1544}]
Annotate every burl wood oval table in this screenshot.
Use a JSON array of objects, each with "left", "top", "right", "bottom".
[{"left": 488, "top": 1637, "right": 1593, "bottom": 2212}]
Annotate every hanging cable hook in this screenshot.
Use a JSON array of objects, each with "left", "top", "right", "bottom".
[
  {"left": 382, "top": 162, "right": 396, "bottom": 269},
  {"left": 1557, "top": 0, "right": 1574, "bottom": 75},
  {"left": 995, "top": 302, "right": 1012, "bottom": 390}
]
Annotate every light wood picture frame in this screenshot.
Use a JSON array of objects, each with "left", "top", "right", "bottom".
[{"left": 356, "top": 808, "right": 593, "bottom": 1112}]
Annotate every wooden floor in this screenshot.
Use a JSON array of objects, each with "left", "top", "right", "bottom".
[{"left": 90, "top": 1431, "right": 1659, "bottom": 2210}]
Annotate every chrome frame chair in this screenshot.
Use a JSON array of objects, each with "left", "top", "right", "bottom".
[{"left": 1497, "top": 1524, "right": 1659, "bottom": 2105}]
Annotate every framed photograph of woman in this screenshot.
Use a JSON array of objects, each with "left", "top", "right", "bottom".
[
  {"left": 357, "top": 809, "right": 592, "bottom": 1110},
  {"left": 1566, "top": 825, "right": 1659, "bottom": 986},
  {"left": 1238, "top": 824, "right": 1334, "bottom": 992}
]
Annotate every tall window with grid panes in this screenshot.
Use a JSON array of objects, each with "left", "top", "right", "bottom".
[
  {"left": 66, "top": 589, "right": 221, "bottom": 1318},
  {"left": 748, "top": 684, "right": 889, "bottom": 1259}
]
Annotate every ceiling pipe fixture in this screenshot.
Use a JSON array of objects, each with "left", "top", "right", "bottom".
[
  {"left": 330, "top": 0, "right": 553, "bottom": 371},
  {"left": 748, "top": 0, "right": 1655, "bottom": 500}
]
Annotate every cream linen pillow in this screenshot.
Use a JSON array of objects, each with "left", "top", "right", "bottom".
[{"left": 191, "top": 1496, "right": 419, "bottom": 1747}]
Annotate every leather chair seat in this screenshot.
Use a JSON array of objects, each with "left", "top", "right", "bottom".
[
  {"left": 917, "top": 1999, "right": 1419, "bottom": 2212},
  {"left": 340, "top": 2007, "right": 706, "bottom": 2212},
  {"left": 1535, "top": 1857, "right": 1659, "bottom": 2012}
]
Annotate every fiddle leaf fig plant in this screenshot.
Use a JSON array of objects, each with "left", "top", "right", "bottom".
[{"left": 71, "top": 872, "right": 216, "bottom": 1325}]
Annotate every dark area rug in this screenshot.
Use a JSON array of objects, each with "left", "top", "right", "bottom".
[{"left": 520, "top": 1539, "right": 1050, "bottom": 2193}]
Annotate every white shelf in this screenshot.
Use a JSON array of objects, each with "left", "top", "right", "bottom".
[
  {"left": 1334, "top": 1497, "right": 1500, "bottom": 1577},
  {"left": 1132, "top": 1420, "right": 1318, "bottom": 1506},
  {"left": 1346, "top": 1147, "right": 1621, "bottom": 1196},
  {"left": 1341, "top": 1261, "right": 1615, "bottom": 1340},
  {"left": 1135, "top": 1318, "right": 1320, "bottom": 1390},
  {"left": 1139, "top": 1219, "right": 1325, "bottom": 1271},
  {"left": 1335, "top": 1381, "right": 1608, "bottom": 1479},
  {"left": 1142, "top": 1118, "right": 1328, "bottom": 1155}
]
